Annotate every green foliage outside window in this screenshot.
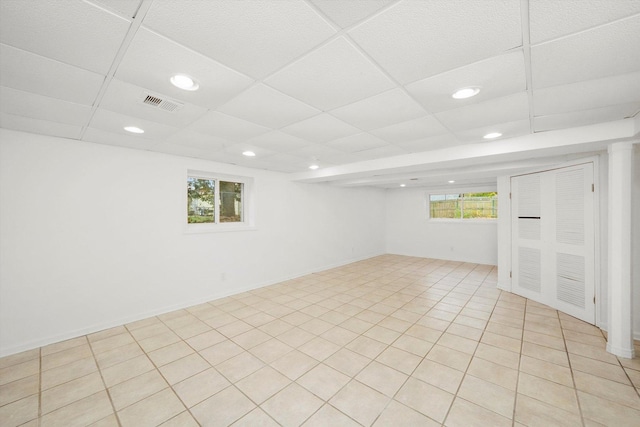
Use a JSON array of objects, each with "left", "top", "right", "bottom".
[{"left": 429, "top": 192, "right": 498, "bottom": 219}]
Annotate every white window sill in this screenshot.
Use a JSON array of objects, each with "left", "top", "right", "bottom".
[
  {"left": 184, "top": 224, "right": 257, "bottom": 234},
  {"left": 428, "top": 218, "right": 497, "bottom": 224}
]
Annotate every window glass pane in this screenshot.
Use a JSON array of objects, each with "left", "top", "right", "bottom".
[
  {"left": 430, "top": 194, "right": 461, "bottom": 218},
  {"left": 219, "top": 181, "right": 243, "bottom": 223},
  {"left": 461, "top": 192, "right": 498, "bottom": 219},
  {"left": 429, "top": 192, "right": 498, "bottom": 219},
  {"left": 187, "top": 177, "right": 215, "bottom": 223}
]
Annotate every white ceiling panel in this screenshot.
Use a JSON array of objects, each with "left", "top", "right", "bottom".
[
  {"left": 266, "top": 37, "right": 395, "bottom": 111},
  {"left": 115, "top": 29, "right": 254, "bottom": 111},
  {"left": 0, "top": 44, "right": 104, "bottom": 106},
  {"left": 534, "top": 103, "right": 640, "bottom": 133},
  {"left": 534, "top": 72, "right": 640, "bottom": 116},
  {"left": 280, "top": 113, "right": 360, "bottom": 143},
  {"left": 309, "top": 0, "right": 396, "bottom": 28},
  {"left": 217, "top": 84, "right": 320, "bottom": 129},
  {"left": 0, "top": 86, "right": 92, "bottom": 126},
  {"left": 529, "top": 0, "right": 640, "bottom": 44},
  {"left": 393, "top": 134, "right": 460, "bottom": 153},
  {"left": 87, "top": 0, "right": 142, "bottom": 18},
  {"left": 99, "top": 79, "right": 208, "bottom": 127},
  {"left": 290, "top": 143, "right": 355, "bottom": 162},
  {"left": 187, "top": 111, "right": 271, "bottom": 142},
  {"left": 326, "top": 133, "right": 390, "bottom": 153},
  {"left": 143, "top": 0, "right": 336, "bottom": 78},
  {"left": 351, "top": 144, "right": 407, "bottom": 161},
  {"left": 89, "top": 108, "right": 179, "bottom": 140},
  {"left": 348, "top": 0, "right": 522, "bottom": 84},
  {"left": 161, "top": 130, "right": 229, "bottom": 151},
  {"left": 259, "top": 153, "right": 319, "bottom": 173},
  {"left": 532, "top": 15, "right": 640, "bottom": 89},
  {"left": 452, "top": 119, "right": 531, "bottom": 144},
  {"left": 152, "top": 142, "right": 210, "bottom": 160},
  {"left": 406, "top": 51, "right": 527, "bottom": 113},
  {"left": 435, "top": 92, "right": 530, "bottom": 131},
  {"left": 224, "top": 143, "right": 277, "bottom": 159},
  {"left": 0, "top": 112, "right": 82, "bottom": 140},
  {"left": 370, "top": 115, "right": 450, "bottom": 143},
  {"left": 245, "top": 131, "right": 314, "bottom": 153},
  {"left": 330, "top": 88, "right": 427, "bottom": 131},
  {"left": 83, "top": 127, "right": 157, "bottom": 150},
  {"left": 0, "top": 0, "right": 130, "bottom": 74}
]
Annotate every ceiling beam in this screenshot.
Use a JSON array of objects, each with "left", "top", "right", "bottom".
[{"left": 290, "top": 118, "right": 637, "bottom": 183}]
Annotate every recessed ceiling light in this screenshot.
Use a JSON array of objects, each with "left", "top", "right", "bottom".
[
  {"left": 483, "top": 132, "right": 502, "bottom": 139},
  {"left": 400, "top": 184, "right": 406, "bottom": 187},
  {"left": 242, "top": 151, "right": 256, "bottom": 157},
  {"left": 123, "top": 126, "right": 144, "bottom": 134},
  {"left": 170, "top": 74, "right": 199, "bottom": 91},
  {"left": 452, "top": 87, "right": 480, "bottom": 99},
  {"left": 309, "top": 164, "right": 319, "bottom": 170},
  {"left": 448, "top": 180, "right": 455, "bottom": 183}
]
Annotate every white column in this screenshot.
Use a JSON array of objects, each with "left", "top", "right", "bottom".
[{"left": 606, "top": 142, "right": 635, "bottom": 358}]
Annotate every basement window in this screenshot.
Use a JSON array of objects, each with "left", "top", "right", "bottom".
[
  {"left": 429, "top": 193, "right": 498, "bottom": 220},
  {"left": 186, "top": 171, "right": 254, "bottom": 232}
]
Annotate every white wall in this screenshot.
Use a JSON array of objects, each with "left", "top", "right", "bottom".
[
  {"left": 384, "top": 187, "right": 498, "bottom": 265},
  {"left": 0, "top": 129, "right": 386, "bottom": 356},
  {"left": 633, "top": 145, "right": 640, "bottom": 339}
]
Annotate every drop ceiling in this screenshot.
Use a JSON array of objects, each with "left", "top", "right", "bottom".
[{"left": 0, "top": 0, "right": 639, "bottom": 188}]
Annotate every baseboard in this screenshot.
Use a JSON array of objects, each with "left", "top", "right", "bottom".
[{"left": 0, "top": 250, "right": 385, "bottom": 358}]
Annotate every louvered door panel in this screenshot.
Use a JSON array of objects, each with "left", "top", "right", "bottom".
[{"left": 511, "top": 163, "right": 594, "bottom": 324}]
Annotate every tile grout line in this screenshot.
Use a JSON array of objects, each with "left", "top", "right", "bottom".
[
  {"left": 87, "top": 336, "right": 124, "bottom": 427},
  {"left": 557, "top": 310, "right": 587, "bottom": 427},
  {"left": 510, "top": 298, "right": 527, "bottom": 427}
]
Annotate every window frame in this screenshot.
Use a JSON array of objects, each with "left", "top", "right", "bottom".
[
  {"left": 427, "top": 192, "right": 498, "bottom": 222},
  {"left": 185, "top": 170, "right": 256, "bottom": 233}
]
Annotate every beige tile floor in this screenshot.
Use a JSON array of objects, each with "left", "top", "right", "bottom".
[{"left": 1, "top": 254, "right": 640, "bottom": 426}]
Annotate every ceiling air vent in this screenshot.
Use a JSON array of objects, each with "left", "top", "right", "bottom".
[{"left": 140, "top": 92, "right": 184, "bottom": 112}]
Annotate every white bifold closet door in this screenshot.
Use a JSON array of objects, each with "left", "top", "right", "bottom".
[{"left": 511, "top": 163, "right": 595, "bottom": 323}]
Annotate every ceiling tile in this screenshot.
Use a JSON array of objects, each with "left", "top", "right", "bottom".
[
  {"left": 245, "top": 131, "right": 314, "bottom": 153},
  {"left": 531, "top": 15, "right": 640, "bottom": 89},
  {"left": 83, "top": 127, "right": 157, "bottom": 150},
  {"left": 393, "top": 134, "right": 460, "bottom": 153},
  {"left": 87, "top": 0, "right": 142, "bottom": 18},
  {"left": 280, "top": 113, "right": 361, "bottom": 143},
  {"left": 152, "top": 142, "right": 210, "bottom": 160},
  {"left": 534, "top": 72, "right": 640, "bottom": 116},
  {"left": 186, "top": 111, "right": 271, "bottom": 142},
  {"left": 406, "top": 51, "right": 526, "bottom": 113},
  {"left": 290, "top": 143, "right": 354, "bottom": 162},
  {"left": 116, "top": 28, "right": 254, "bottom": 110},
  {"left": 0, "top": 112, "right": 82, "bottom": 140},
  {"left": 252, "top": 152, "right": 316, "bottom": 173},
  {"left": 309, "top": 0, "right": 396, "bottom": 28},
  {"left": 351, "top": 144, "right": 407, "bottom": 161},
  {"left": 0, "top": 0, "right": 130, "bottom": 74},
  {"left": 89, "top": 108, "right": 179, "bottom": 140},
  {"left": 99, "top": 79, "right": 208, "bottom": 127},
  {"left": 143, "top": 0, "right": 336, "bottom": 78},
  {"left": 0, "top": 86, "right": 92, "bottom": 126},
  {"left": 530, "top": 0, "right": 640, "bottom": 44},
  {"left": 266, "top": 37, "right": 395, "bottom": 111},
  {"left": 0, "top": 44, "right": 104, "bottom": 106},
  {"left": 161, "top": 130, "right": 229, "bottom": 151},
  {"left": 370, "top": 115, "right": 450, "bottom": 143},
  {"left": 435, "top": 92, "right": 530, "bottom": 131},
  {"left": 348, "top": 0, "right": 522, "bottom": 84},
  {"left": 224, "top": 143, "right": 277, "bottom": 158},
  {"left": 217, "top": 83, "right": 320, "bottom": 129},
  {"left": 452, "top": 119, "right": 531, "bottom": 143},
  {"left": 330, "top": 88, "right": 427, "bottom": 131},
  {"left": 326, "top": 132, "right": 390, "bottom": 153},
  {"left": 534, "top": 103, "right": 639, "bottom": 132}
]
